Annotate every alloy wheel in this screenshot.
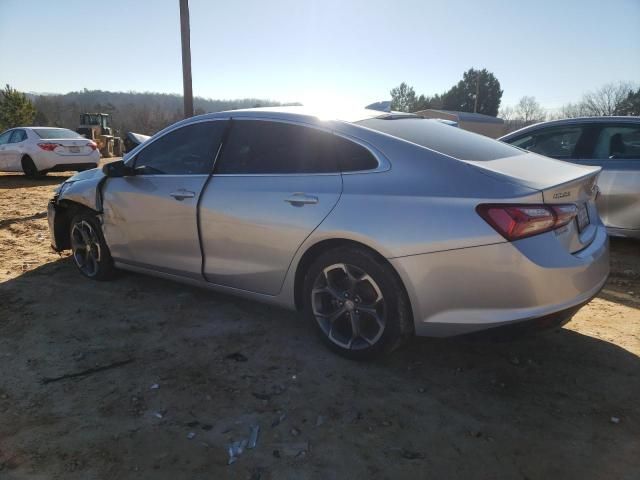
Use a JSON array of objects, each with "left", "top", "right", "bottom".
[
  {"left": 71, "top": 220, "right": 102, "bottom": 277},
  {"left": 311, "top": 263, "right": 386, "bottom": 350}
]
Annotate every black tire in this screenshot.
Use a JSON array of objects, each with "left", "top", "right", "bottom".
[
  {"left": 303, "top": 247, "right": 413, "bottom": 359},
  {"left": 22, "top": 156, "right": 45, "bottom": 178},
  {"left": 69, "top": 211, "right": 115, "bottom": 281}
]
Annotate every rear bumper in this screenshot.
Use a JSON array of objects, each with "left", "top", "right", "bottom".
[
  {"left": 390, "top": 225, "right": 610, "bottom": 337},
  {"left": 31, "top": 150, "right": 100, "bottom": 171}
]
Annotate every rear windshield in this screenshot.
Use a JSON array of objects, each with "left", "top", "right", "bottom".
[
  {"left": 34, "top": 128, "right": 83, "bottom": 139},
  {"left": 356, "top": 118, "right": 522, "bottom": 161}
]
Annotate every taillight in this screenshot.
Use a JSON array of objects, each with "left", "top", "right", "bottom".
[
  {"left": 87, "top": 141, "right": 97, "bottom": 151},
  {"left": 38, "top": 143, "right": 60, "bottom": 151},
  {"left": 477, "top": 204, "right": 578, "bottom": 241}
]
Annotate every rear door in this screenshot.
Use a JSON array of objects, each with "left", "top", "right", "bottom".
[
  {"left": 573, "top": 122, "right": 640, "bottom": 232},
  {"left": 101, "top": 120, "right": 227, "bottom": 279},
  {"left": 199, "top": 119, "right": 342, "bottom": 295}
]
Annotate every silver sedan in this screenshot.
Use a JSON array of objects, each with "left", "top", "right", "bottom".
[
  {"left": 500, "top": 117, "right": 640, "bottom": 239},
  {"left": 48, "top": 107, "right": 609, "bottom": 358}
]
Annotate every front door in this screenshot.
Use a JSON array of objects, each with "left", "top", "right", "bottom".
[
  {"left": 0, "top": 130, "right": 12, "bottom": 170},
  {"left": 102, "top": 120, "right": 227, "bottom": 279},
  {"left": 199, "top": 119, "right": 343, "bottom": 295}
]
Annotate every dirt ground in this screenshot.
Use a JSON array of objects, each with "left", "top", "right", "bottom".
[{"left": 0, "top": 171, "right": 638, "bottom": 480}]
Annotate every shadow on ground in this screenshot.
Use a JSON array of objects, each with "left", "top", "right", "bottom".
[{"left": 0, "top": 258, "right": 638, "bottom": 479}]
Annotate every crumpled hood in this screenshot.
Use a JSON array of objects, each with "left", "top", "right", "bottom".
[{"left": 67, "top": 167, "right": 105, "bottom": 183}]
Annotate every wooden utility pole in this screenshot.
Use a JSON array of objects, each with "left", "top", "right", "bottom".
[{"left": 179, "top": 0, "right": 194, "bottom": 118}]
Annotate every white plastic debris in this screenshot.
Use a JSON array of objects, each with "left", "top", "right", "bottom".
[
  {"left": 227, "top": 439, "right": 248, "bottom": 464},
  {"left": 247, "top": 424, "right": 260, "bottom": 449},
  {"left": 610, "top": 416, "right": 620, "bottom": 424},
  {"left": 187, "top": 432, "right": 196, "bottom": 439},
  {"left": 150, "top": 383, "right": 160, "bottom": 390}
]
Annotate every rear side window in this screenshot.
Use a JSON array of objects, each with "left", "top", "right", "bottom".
[
  {"left": 134, "top": 121, "right": 226, "bottom": 175},
  {"left": 334, "top": 135, "right": 378, "bottom": 171},
  {"left": 216, "top": 120, "right": 337, "bottom": 174},
  {"left": 34, "top": 128, "right": 83, "bottom": 139},
  {"left": 591, "top": 124, "right": 640, "bottom": 160},
  {"left": 357, "top": 118, "right": 521, "bottom": 161}
]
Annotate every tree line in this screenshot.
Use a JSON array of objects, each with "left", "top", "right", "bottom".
[
  {"left": 0, "top": 85, "right": 285, "bottom": 135},
  {"left": 389, "top": 68, "right": 639, "bottom": 132},
  {"left": 1, "top": 75, "right": 638, "bottom": 136}
]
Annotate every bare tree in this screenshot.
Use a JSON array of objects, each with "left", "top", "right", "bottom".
[
  {"left": 514, "top": 96, "right": 546, "bottom": 125},
  {"left": 558, "top": 102, "right": 588, "bottom": 118},
  {"left": 580, "top": 82, "right": 633, "bottom": 116},
  {"left": 498, "top": 105, "right": 515, "bottom": 122}
]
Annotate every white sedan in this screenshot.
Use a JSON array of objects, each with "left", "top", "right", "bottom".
[{"left": 0, "top": 127, "right": 100, "bottom": 177}]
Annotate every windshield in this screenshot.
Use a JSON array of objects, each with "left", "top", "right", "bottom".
[
  {"left": 34, "top": 128, "right": 83, "bottom": 139},
  {"left": 356, "top": 117, "right": 522, "bottom": 161}
]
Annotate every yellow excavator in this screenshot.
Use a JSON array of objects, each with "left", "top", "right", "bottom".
[{"left": 76, "top": 113, "right": 124, "bottom": 158}]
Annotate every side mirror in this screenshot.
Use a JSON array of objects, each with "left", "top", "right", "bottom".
[{"left": 102, "top": 159, "right": 135, "bottom": 177}]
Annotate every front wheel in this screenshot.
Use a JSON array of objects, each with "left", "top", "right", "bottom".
[
  {"left": 303, "top": 247, "right": 413, "bottom": 359},
  {"left": 69, "top": 212, "right": 115, "bottom": 280}
]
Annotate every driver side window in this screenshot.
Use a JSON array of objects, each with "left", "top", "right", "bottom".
[{"left": 134, "top": 121, "right": 227, "bottom": 175}]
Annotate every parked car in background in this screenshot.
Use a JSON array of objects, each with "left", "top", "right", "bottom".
[
  {"left": 500, "top": 117, "right": 640, "bottom": 239},
  {"left": 0, "top": 127, "right": 100, "bottom": 177},
  {"left": 48, "top": 107, "right": 608, "bottom": 358}
]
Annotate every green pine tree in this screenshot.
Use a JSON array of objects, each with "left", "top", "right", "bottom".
[{"left": 0, "top": 84, "right": 36, "bottom": 131}]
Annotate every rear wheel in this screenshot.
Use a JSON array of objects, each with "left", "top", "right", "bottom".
[
  {"left": 303, "top": 247, "right": 413, "bottom": 359},
  {"left": 69, "top": 212, "right": 115, "bottom": 280},
  {"left": 22, "top": 156, "right": 45, "bottom": 178}
]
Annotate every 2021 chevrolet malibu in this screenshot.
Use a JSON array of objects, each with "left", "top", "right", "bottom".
[
  {"left": 0, "top": 127, "right": 100, "bottom": 177},
  {"left": 47, "top": 107, "right": 609, "bottom": 358}
]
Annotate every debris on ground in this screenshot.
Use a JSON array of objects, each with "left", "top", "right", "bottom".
[
  {"left": 227, "top": 439, "right": 248, "bottom": 465},
  {"left": 187, "top": 432, "right": 196, "bottom": 440},
  {"left": 150, "top": 383, "right": 160, "bottom": 390},
  {"left": 315, "top": 415, "right": 325, "bottom": 427},
  {"left": 41, "top": 358, "right": 134, "bottom": 384},
  {"left": 225, "top": 352, "right": 248, "bottom": 362},
  {"left": 290, "top": 427, "right": 301, "bottom": 437},
  {"left": 272, "top": 441, "right": 310, "bottom": 458},
  {"left": 610, "top": 416, "right": 621, "bottom": 424},
  {"left": 247, "top": 424, "right": 260, "bottom": 449},
  {"left": 272, "top": 412, "right": 287, "bottom": 427}
]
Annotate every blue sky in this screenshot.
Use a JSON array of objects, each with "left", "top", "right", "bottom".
[{"left": 1, "top": 0, "right": 638, "bottom": 110}]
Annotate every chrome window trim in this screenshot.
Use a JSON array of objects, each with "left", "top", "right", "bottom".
[{"left": 211, "top": 116, "right": 390, "bottom": 177}]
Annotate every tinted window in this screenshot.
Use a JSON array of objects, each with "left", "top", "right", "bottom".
[
  {"left": 9, "top": 129, "right": 26, "bottom": 143},
  {"left": 0, "top": 131, "right": 12, "bottom": 145},
  {"left": 591, "top": 124, "right": 640, "bottom": 160},
  {"left": 357, "top": 118, "right": 521, "bottom": 161},
  {"left": 34, "top": 128, "right": 83, "bottom": 139},
  {"left": 517, "top": 126, "right": 584, "bottom": 158},
  {"left": 216, "top": 120, "right": 337, "bottom": 174},
  {"left": 334, "top": 135, "right": 378, "bottom": 171},
  {"left": 134, "top": 121, "right": 226, "bottom": 175}
]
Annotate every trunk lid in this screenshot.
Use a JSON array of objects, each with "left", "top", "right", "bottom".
[
  {"left": 465, "top": 152, "right": 601, "bottom": 252},
  {"left": 45, "top": 138, "right": 95, "bottom": 156}
]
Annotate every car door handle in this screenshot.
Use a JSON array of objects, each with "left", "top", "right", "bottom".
[
  {"left": 285, "top": 193, "right": 319, "bottom": 206},
  {"left": 169, "top": 189, "right": 196, "bottom": 200}
]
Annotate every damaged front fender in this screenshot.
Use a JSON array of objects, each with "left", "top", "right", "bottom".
[{"left": 56, "top": 167, "right": 107, "bottom": 212}]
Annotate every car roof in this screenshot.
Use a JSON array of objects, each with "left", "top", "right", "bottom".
[
  {"left": 500, "top": 116, "right": 640, "bottom": 140},
  {"left": 199, "top": 105, "right": 418, "bottom": 124}
]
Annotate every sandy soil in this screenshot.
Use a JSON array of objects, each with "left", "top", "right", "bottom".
[{"left": 0, "top": 171, "right": 638, "bottom": 479}]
